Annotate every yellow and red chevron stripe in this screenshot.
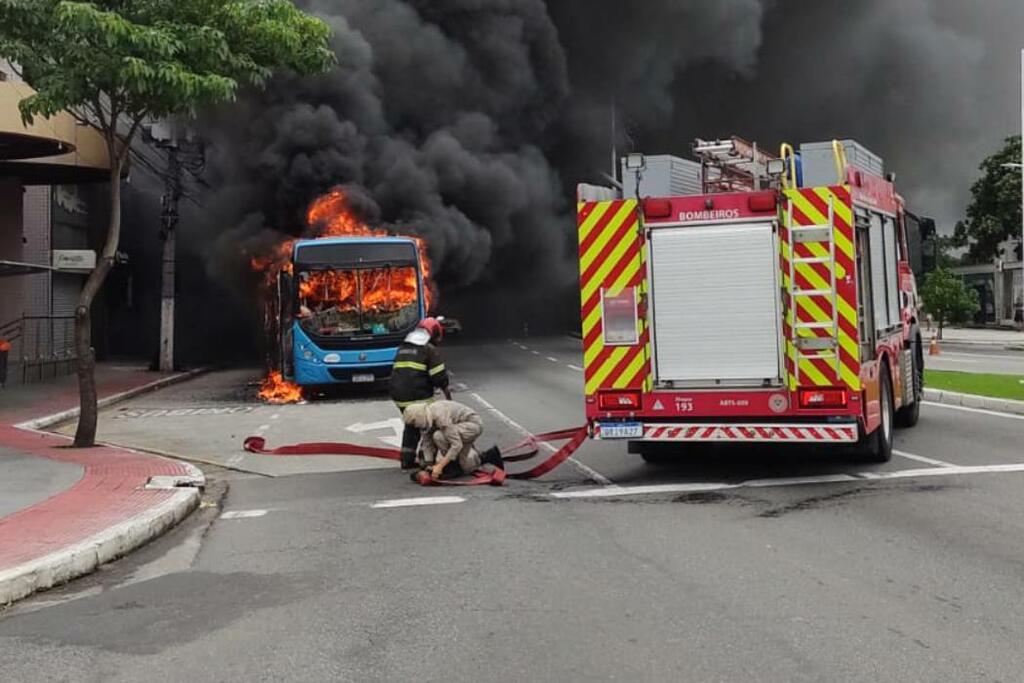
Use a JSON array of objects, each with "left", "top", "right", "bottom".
[
  {"left": 780, "top": 186, "right": 861, "bottom": 391},
  {"left": 578, "top": 200, "right": 651, "bottom": 397}
]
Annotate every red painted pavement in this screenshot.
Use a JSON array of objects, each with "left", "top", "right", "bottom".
[
  {"left": 0, "top": 367, "right": 196, "bottom": 574},
  {"left": 0, "top": 366, "right": 160, "bottom": 426}
]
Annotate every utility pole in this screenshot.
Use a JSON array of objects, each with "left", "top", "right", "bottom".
[
  {"left": 159, "top": 143, "right": 180, "bottom": 372},
  {"left": 145, "top": 121, "right": 203, "bottom": 372}
]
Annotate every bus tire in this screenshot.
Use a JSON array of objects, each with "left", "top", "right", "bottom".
[
  {"left": 857, "top": 366, "right": 894, "bottom": 463},
  {"left": 895, "top": 334, "right": 923, "bottom": 428}
]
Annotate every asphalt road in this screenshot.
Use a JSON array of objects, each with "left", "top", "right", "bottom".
[
  {"left": 3, "top": 337, "right": 1024, "bottom": 682},
  {"left": 925, "top": 342, "right": 1024, "bottom": 376}
]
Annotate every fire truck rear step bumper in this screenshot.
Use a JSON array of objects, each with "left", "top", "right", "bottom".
[{"left": 599, "top": 423, "right": 859, "bottom": 443}]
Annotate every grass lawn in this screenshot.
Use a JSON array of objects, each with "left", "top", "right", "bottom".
[{"left": 925, "top": 370, "right": 1024, "bottom": 401}]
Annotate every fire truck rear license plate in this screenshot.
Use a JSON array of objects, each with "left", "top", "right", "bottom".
[
  {"left": 599, "top": 422, "right": 643, "bottom": 439},
  {"left": 352, "top": 373, "right": 375, "bottom": 383}
]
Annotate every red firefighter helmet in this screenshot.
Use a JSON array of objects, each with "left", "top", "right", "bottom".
[{"left": 417, "top": 317, "right": 444, "bottom": 343}]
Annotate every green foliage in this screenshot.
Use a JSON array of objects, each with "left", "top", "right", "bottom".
[
  {"left": 0, "top": 0, "right": 335, "bottom": 152},
  {"left": 954, "top": 136, "right": 1022, "bottom": 263},
  {"left": 920, "top": 267, "right": 980, "bottom": 331},
  {"left": 924, "top": 370, "right": 1024, "bottom": 402}
]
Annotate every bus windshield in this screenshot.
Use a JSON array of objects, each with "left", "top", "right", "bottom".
[{"left": 296, "top": 265, "right": 421, "bottom": 338}]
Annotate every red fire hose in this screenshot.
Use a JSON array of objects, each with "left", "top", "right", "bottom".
[{"left": 242, "top": 426, "right": 588, "bottom": 487}]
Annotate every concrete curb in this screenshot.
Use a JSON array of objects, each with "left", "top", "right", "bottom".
[
  {"left": 0, "top": 369, "right": 210, "bottom": 606},
  {"left": 13, "top": 367, "right": 210, "bottom": 431},
  {"left": 0, "top": 486, "right": 200, "bottom": 605},
  {"left": 923, "top": 388, "right": 1024, "bottom": 416}
]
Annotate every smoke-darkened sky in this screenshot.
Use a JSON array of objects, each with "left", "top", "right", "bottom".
[{"left": 195, "top": 0, "right": 1024, "bottom": 306}]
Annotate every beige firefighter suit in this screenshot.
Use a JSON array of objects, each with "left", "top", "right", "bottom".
[{"left": 403, "top": 400, "right": 483, "bottom": 473}]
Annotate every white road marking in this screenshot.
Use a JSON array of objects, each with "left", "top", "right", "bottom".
[
  {"left": 271, "top": 414, "right": 280, "bottom": 420},
  {"left": 923, "top": 401, "right": 1024, "bottom": 421},
  {"left": 567, "top": 365, "right": 584, "bottom": 372},
  {"left": 470, "top": 392, "right": 613, "bottom": 486},
  {"left": 552, "top": 462, "right": 1024, "bottom": 499},
  {"left": 220, "top": 509, "right": 268, "bottom": 519},
  {"left": 929, "top": 358, "right": 981, "bottom": 364},
  {"left": 893, "top": 449, "right": 957, "bottom": 468},
  {"left": 347, "top": 418, "right": 405, "bottom": 447},
  {"left": 546, "top": 356, "right": 559, "bottom": 363},
  {"left": 256, "top": 424, "right": 270, "bottom": 433},
  {"left": 372, "top": 496, "right": 466, "bottom": 509},
  {"left": 226, "top": 454, "right": 245, "bottom": 466},
  {"left": 531, "top": 350, "right": 541, "bottom": 355}
]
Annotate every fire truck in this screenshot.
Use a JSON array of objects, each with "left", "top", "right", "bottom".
[{"left": 576, "top": 138, "right": 925, "bottom": 462}]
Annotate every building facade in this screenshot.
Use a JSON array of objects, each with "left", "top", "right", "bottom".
[
  {"left": 952, "top": 238, "right": 1023, "bottom": 327},
  {"left": 0, "top": 61, "right": 111, "bottom": 385}
]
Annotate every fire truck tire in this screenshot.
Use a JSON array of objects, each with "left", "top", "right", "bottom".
[
  {"left": 857, "top": 366, "right": 894, "bottom": 463},
  {"left": 895, "top": 334, "right": 923, "bottom": 429}
]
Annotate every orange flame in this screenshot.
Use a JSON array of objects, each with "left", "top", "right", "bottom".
[
  {"left": 304, "top": 190, "right": 434, "bottom": 310},
  {"left": 250, "top": 189, "right": 435, "bottom": 309},
  {"left": 257, "top": 371, "right": 303, "bottom": 404}
]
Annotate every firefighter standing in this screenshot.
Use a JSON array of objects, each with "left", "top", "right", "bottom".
[
  {"left": 389, "top": 317, "right": 451, "bottom": 469},
  {"left": 402, "top": 400, "right": 504, "bottom": 480}
]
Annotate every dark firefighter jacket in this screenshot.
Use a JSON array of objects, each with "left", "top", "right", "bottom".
[{"left": 389, "top": 342, "right": 448, "bottom": 407}]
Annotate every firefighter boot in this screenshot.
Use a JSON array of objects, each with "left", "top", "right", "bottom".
[
  {"left": 480, "top": 446, "right": 505, "bottom": 470},
  {"left": 399, "top": 448, "right": 417, "bottom": 470}
]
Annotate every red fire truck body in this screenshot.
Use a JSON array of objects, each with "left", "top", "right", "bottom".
[{"left": 577, "top": 139, "right": 923, "bottom": 461}]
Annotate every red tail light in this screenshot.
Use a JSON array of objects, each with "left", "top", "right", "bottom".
[
  {"left": 798, "top": 388, "right": 848, "bottom": 409},
  {"left": 748, "top": 192, "right": 777, "bottom": 212},
  {"left": 598, "top": 390, "right": 642, "bottom": 411},
  {"left": 643, "top": 199, "right": 672, "bottom": 219}
]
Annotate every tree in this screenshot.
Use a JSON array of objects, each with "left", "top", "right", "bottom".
[
  {"left": 920, "top": 268, "right": 980, "bottom": 339},
  {"left": 0, "top": 0, "right": 334, "bottom": 446},
  {"left": 954, "top": 136, "right": 1022, "bottom": 263}
]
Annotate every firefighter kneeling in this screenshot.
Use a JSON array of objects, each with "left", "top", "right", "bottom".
[
  {"left": 403, "top": 400, "right": 504, "bottom": 481},
  {"left": 390, "top": 317, "right": 451, "bottom": 469}
]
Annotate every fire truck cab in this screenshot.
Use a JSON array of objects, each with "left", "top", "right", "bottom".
[{"left": 577, "top": 138, "right": 924, "bottom": 462}]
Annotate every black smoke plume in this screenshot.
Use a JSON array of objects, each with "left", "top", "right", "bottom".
[{"left": 191, "top": 0, "right": 1024, "bottom": 335}]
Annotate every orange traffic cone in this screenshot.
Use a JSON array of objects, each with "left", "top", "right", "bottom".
[{"left": 929, "top": 335, "right": 940, "bottom": 356}]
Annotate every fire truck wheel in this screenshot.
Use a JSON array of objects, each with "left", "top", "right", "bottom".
[
  {"left": 895, "top": 335, "right": 923, "bottom": 428},
  {"left": 857, "top": 366, "right": 894, "bottom": 463}
]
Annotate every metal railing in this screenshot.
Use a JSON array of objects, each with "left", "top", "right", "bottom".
[
  {"left": 6, "top": 315, "right": 77, "bottom": 384},
  {"left": 0, "top": 317, "right": 20, "bottom": 343}
]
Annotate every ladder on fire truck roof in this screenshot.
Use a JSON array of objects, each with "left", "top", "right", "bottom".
[
  {"left": 693, "top": 137, "right": 779, "bottom": 193},
  {"left": 786, "top": 193, "right": 842, "bottom": 384}
]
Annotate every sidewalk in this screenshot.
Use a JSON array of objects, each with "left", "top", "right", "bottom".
[
  {"left": 928, "top": 326, "right": 1024, "bottom": 347},
  {"left": 0, "top": 365, "right": 204, "bottom": 605}
]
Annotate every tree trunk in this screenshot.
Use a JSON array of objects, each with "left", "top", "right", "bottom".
[
  {"left": 73, "top": 154, "right": 124, "bottom": 447},
  {"left": 938, "top": 318, "right": 944, "bottom": 341}
]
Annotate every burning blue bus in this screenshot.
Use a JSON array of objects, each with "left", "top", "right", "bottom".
[{"left": 274, "top": 236, "right": 428, "bottom": 387}]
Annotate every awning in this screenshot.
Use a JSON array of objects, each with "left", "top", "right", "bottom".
[
  {"left": 1, "top": 79, "right": 111, "bottom": 184},
  {"left": 0, "top": 259, "right": 54, "bottom": 277}
]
